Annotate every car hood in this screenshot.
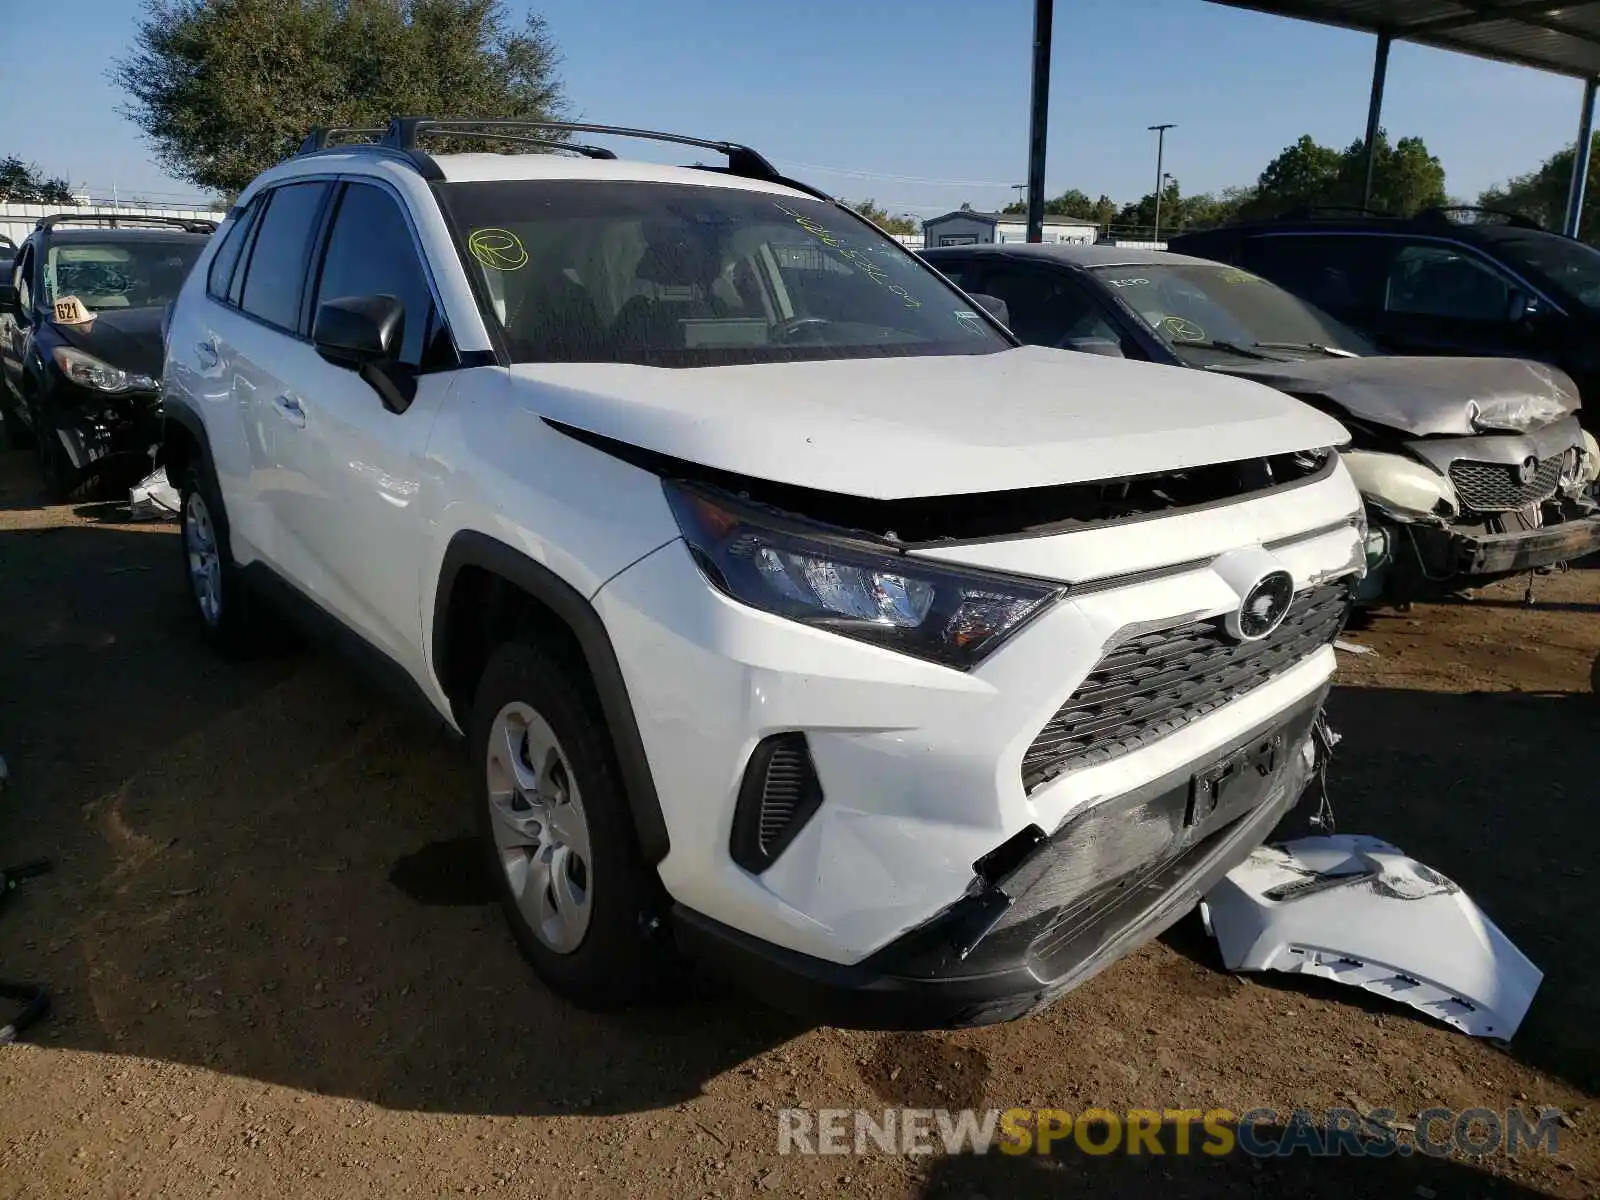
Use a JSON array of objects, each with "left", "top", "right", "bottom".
[
  {"left": 52, "top": 306, "right": 165, "bottom": 380},
  {"left": 1210, "top": 355, "right": 1579, "bottom": 438},
  {"left": 507, "top": 346, "right": 1348, "bottom": 500}
]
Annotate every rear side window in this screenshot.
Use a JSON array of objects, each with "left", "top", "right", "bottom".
[
  {"left": 1242, "top": 235, "right": 1383, "bottom": 313},
  {"left": 238, "top": 181, "right": 330, "bottom": 332},
  {"left": 207, "top": 199, "right": 260, "bottom": 301},
  {"left": 311, "top": 182, "right": 441, "bottom": 369},
  {"left": 1382, "top": 242, "right": 1512, "bottom": 322}
]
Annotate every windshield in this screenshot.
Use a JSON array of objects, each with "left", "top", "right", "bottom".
[
  {"left": 45, "top": 238, "right": 204, "bottom": 312},
  {"left": 1489, "top": 230, "right": 1600, "bottom": 313},
  {"left": 439, "top": 181, "right": 1010, "bottom": 366},
  {"left": 1090, "top": 262, "right": 1375, "bottom": 360}
]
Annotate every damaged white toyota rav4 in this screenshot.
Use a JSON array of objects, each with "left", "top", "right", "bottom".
[{"left": 160, "top": 118, "right": 1367, "bottom": 1028}]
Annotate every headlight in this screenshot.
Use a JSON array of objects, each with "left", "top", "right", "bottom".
[
  {"left": 51, "top": 345, "right": 157, "bottom": 393},
  {"left": 664, "top": 482, "right": 1063, "bottom": 669},
  {"left": 1341, "top": 450, "right": 1458, "bottom": 519},
  {"left": 1578, "top": 431, "right": 1600, "bottom": 487}
]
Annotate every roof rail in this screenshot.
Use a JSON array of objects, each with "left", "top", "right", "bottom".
[
  {"left": 382, "top": 117, "right": 784, "bottom": 182},
  {"left": 298, "top": 126, "right": 386, "bottom": 154},
  {"left": 37, "top": 213, "right": 218, "bottom": 235},
  {"left": 1418, "top": 205, "right": 1543, "bottom": 230},
  {"left": 1272, "top": 204, "right": 1396, "bottom": 221}
]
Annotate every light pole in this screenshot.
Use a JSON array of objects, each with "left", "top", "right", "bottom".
[{"left": 1148, "top": 123, "right": 1175, "bottom": 242}]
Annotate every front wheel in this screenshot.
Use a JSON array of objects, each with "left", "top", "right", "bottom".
[
  {"left": 177, "top": 462, "right": 271, "bottom": 657},
  {"left": 470, "top": 638, "right": 676, "bottom": 1009},
  {"left": 0, "top": 393, "right": 32, "bottom": 450}
]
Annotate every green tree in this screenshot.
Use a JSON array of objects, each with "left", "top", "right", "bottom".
[
  {"left": 1241, "top": 134, "right": 1342, "bottom": 219},
  {"left": 1242, "top": 130, "right": 1446, "bottom": 220},
  {"left": 1180, "top": 185, "right": 1256, "bottom": 230},
  {"left": 1001, "top": 188, "right": 1116, "bottom": 226},
  {"left": 1339, "top": 131, "right": 1446, "bottom": 215},
  {"left": 849, "top": 198, "right": 918, "bottom": 236},
  {"left": 1479, "top": 134, "right": 1600, "bottom": 240},
  {"left": 113, "top": 0, "right": 567, "bottom": 194},
  {"left": 0, "top": 156, "right": 74, "bottom": 203}
]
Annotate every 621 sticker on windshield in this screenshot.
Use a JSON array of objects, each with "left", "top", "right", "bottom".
[
  {"left": 773, "top": 203, "right": 921, "bottom": 309},
  {"left": 52, "top": 297, "right": 94, "bottom": 324}
]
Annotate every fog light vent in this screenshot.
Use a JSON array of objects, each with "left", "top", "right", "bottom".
[{"left": 730, "top": 733, "right": 824, "bottom": 873}]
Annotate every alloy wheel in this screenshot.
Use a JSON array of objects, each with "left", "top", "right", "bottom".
[
  {"left": 183, "top": 490, "right": 222, "bottom": 627},
  {"left": 485, "top": 701, "right": 594, "bottom": 954}
]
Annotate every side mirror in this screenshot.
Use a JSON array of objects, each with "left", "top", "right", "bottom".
[
  {"left": 1066, "top": 336, "right": 1126, "bottom": 358},
  {"left": 968, "top": 293, "right": 1011, "bottom": 327},
  {"left": 313, "top": 294, "right": 416, "bottom": 413},
  {"left": 0, "top": 284, "right": 20, "bottom": 318},
  {"left": 313, "top": 294, "right": 403, "bottom": 368},
  {"left": 1507, "top": 291, "right": 1538, "bottom": 325}
]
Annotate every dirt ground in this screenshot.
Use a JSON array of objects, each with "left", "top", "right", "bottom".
[{"left": 1, "top": 444, "right": 1597, "bottom": 1200}]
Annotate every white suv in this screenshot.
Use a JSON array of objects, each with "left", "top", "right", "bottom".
[{"left": 161, "top": 118, "right": 1366, "bottom": 1028}]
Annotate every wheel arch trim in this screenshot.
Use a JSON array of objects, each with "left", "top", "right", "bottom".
[{"left": 432, "top": 530, "right": 671, "bottom": 865}]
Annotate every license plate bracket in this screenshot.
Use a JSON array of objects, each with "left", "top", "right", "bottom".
[{"left": 1187, "top": 732, "right": 1283, "bottom": 830}]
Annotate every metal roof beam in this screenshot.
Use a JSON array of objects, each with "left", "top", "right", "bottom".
[{"left": 1399, "top": 1, "right": 1596, "bottom": 37}]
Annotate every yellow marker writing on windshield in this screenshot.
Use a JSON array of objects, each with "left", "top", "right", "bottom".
[{"left": 468, "top": 227, "right": 529, "bottom": 271}]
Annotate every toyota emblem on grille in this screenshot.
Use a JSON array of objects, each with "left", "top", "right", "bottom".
[
  {"left": 1517, "top": 456, "right": 1539, "bottom": 485},
  {"left": 1227, "top": 570, "right": 1296, "bottom": 643}
]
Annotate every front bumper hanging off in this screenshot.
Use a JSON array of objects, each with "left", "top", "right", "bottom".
[
  {"left": 1449, "top": 511, "right": 1600, "bottom": 576},
  {"left": 676, "top": 686, "right": 1330, "bottom": 1030}
]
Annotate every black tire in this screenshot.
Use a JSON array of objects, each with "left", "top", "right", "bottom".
[
  {"left": 175, "top": 461, "right": 270, "bottom": 657},
  {"left": 34, "top": 424, "right": 73, "bottom": 503},
  {"left": 0, "top": 395, "right": 32, "bottom": 450},
  {"left": 470, "top": 638, "right": 677, "bottom": 1010}
]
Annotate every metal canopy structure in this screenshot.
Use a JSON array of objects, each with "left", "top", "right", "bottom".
[{"left": 1208, "top": 1, "right": 1600, "bottom": 235}]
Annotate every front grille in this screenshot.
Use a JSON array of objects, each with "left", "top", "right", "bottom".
[
  {"left": 1020, "top": 580, "right": 1350, "bottom": 792},
  {"left": 1449, "top": 456, "right": 1563, "bottom": 512}
]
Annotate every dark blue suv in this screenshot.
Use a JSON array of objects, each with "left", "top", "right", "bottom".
[{"left": 1170, "top": 207, "right": 1600, "bottom": 434}]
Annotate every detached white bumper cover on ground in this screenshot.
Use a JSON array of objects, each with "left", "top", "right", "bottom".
[
  {"left": 129, "top": 469, "right": 180, "bottom": 520},
  {"left": 1201, "top": 835, "right": 1542, "bottom": 1040}
]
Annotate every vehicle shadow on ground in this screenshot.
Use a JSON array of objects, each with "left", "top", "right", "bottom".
[
  {"left": 3, "top": 517, "right": 1595, "bottom": 1118},
  {"left": 914, "top": 1118, "right": 1561, "bottom": 1199},
  {"left": 0, "top": 521, "right": 800, "bottom": 1117},
  {"left": 1159, "top": 680, "right": 1600, "bottom": 1097}
]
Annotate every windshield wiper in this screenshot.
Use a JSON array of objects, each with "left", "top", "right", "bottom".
[
  {"left": 1170, "top": 338, "right": 1286, "bottom": 362},
  {"left": 1252, "top": 341, "right": 1358, "bottom": 358}
]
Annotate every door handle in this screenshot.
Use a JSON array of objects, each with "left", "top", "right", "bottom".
[
  {"left": 195, "top": 339, "right": 219, "bottom": 368},
  {"left": 272, "top": 393, "right": 306, "bottom": 428}
]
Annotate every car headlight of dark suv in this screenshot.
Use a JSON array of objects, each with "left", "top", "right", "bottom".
[
  {"left": 665, "top": 481, "right": 1063, "bottom": 669},
  {"left": 51, "top": 346, "right": 157, "bottom": 394}
]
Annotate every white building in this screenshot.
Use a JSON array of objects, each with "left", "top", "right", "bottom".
[{"left": 921, "top": 209, "right": 1099, "bottom": 249}]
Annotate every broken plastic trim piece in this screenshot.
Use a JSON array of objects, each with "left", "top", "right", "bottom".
[
  {"left": 1201, "top": 835, "right": 1542, "bottom": 1040},
  {"left": 128, "top": 468, "right": 180, "bottom": 521}
]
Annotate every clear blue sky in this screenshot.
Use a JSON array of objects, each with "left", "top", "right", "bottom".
[{"left": 5, "top": 0, "right": 1590, "bottom": 213}]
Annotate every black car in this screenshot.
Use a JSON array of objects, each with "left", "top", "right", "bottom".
[
  {"left": 1167, "top": 207, "right": 1600, "bottom": 433},
  {"left": 921, "top": 242, "right": 1600, "bottom": 605},
  {"left": 0, "top": 214, "right": 215, "bottom": 498}
]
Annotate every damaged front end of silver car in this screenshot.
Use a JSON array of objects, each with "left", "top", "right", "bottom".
[{"left": 1277, "top": 359, "right": 1600, "bottom": 606}]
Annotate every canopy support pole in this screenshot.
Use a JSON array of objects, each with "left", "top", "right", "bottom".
[
  {"left": 1361, "top": 32, "right": 1392, "bottom": 209},
  {"left": 1564, "top": 76, "right": 1597, "bottom": 238},
  {"left": 1025, "top": 0, "right": 1053, "bottom": 243}
]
